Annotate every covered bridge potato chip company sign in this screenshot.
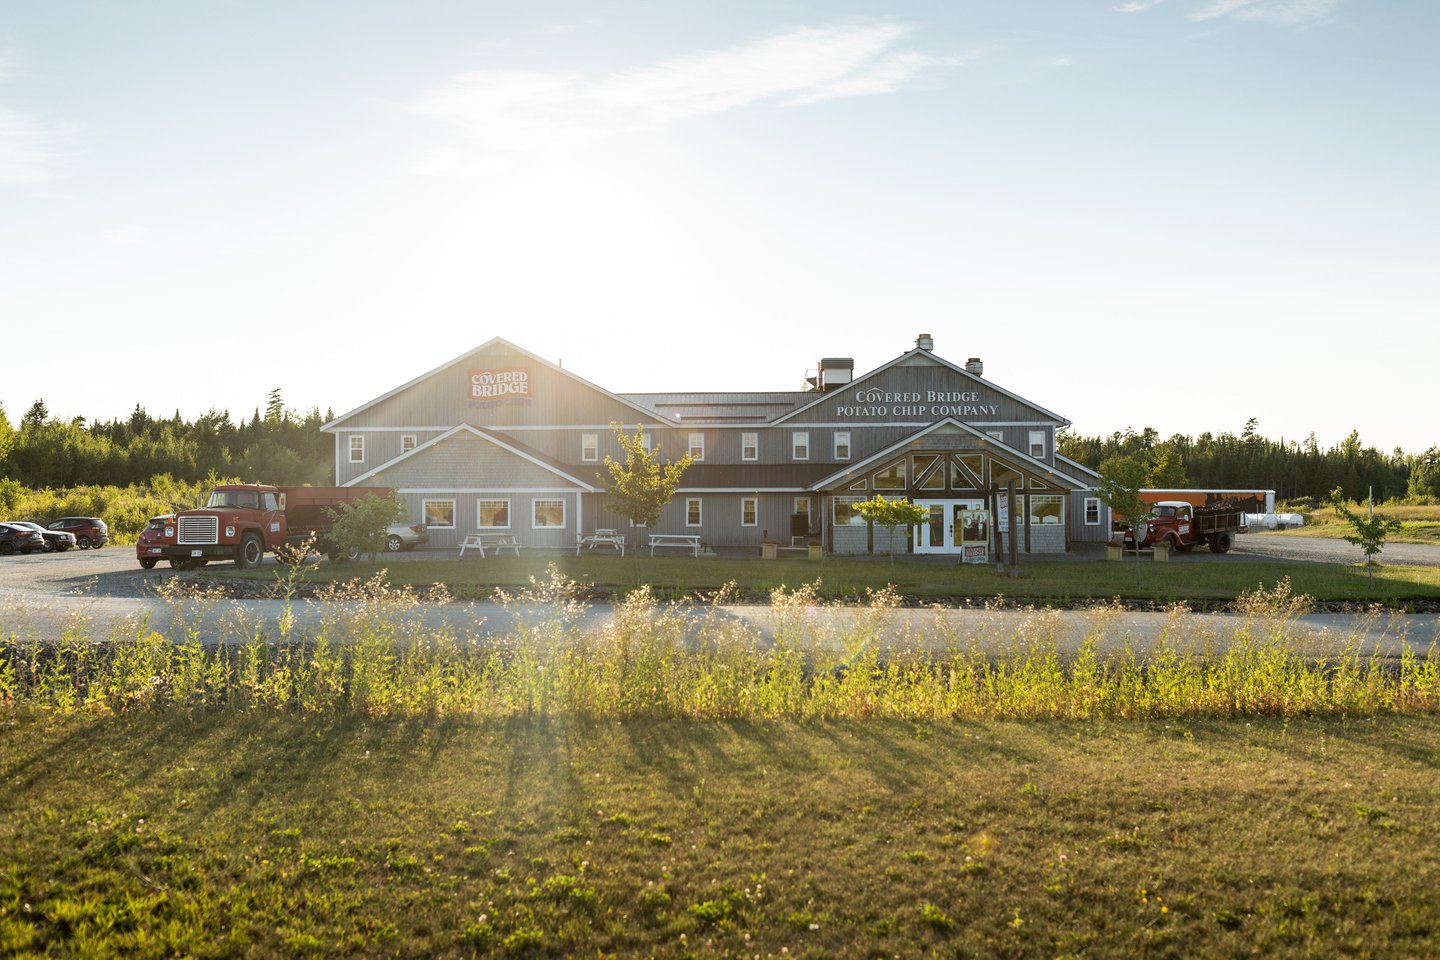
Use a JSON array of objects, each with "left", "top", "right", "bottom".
[{"left": 468, "top": 367, "right": 530, "bottom": 403}]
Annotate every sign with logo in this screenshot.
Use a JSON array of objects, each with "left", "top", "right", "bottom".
[
  {"left": 834, "top": 387, "right": 1000, "bottom": 421},
  {"left": 467, "top": 367, "right": 531, "bottom": 404},
  {"left": 960, "top": 508, "right": 990, "bottom": 564}
]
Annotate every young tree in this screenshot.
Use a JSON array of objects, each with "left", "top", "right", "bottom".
[
  {"left": 855, "top": 494, "right": 928, "bottom": 573},
  {"left": 1096, "top": 455, "right": 1154, "bottom": 585},
  {"left": 1328, "top": 487, "right": 1402, "bottom": 589},
  {"left": 600, "top": 424, "right": 693, "bottom": 580},
  {"left": 325, "top": 493, "right": 408, "bottom": 564}
]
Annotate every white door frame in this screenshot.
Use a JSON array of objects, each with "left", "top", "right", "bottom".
[{"left": 914, "top": 498, "right": 984, "bottom": 554}]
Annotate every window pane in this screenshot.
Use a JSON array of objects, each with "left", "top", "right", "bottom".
[
  {"left": 793, "top": 432, "right": 809, "bottom": 459},
  {"left": 424, "top": 500, "right": 455, "bottom": 529},
  {"left": 833, "top": 496, "right": 865, "bottom": 526},
  {"left": 1084, "top": 498, "right": 1100, "bottom": 525},
  {"left": 478, "top": 500, "right": 509, "bottom": 528},
  {"left": 1030, "top": 495, "right": 1064, "bottom": 525},
  {"left": 873, "top": 462, "right": 905, "bottom": 490},
  {"left": 742, "top": 433, "right": 758, "bottom": 460},
  {"left": 834, "top": 432, "right": 850, "bottom": 459},
  {"left": 742, "top": 497, "right": 757, "bottom": 526},
  {"left": 533, "top": 500, "right": 565, "bottom": 528},
  {"left": 686, "top": 498, "right": 702, "bottom": 526},
  {"left": 582, "top": 434, "right": 598, "bottom": 461},
  {"left": 688, "top": 433, "right": 704, "bottom": 460}
]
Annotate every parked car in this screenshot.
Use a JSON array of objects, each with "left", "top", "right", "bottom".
[
  {"left": 136, "top": 514, "right": 177, "bottom": 569},
  {"left": 46, "top": 516, "right": 109, "bottom": 549},
  {"left": 0, "top": 522, "right": 46, "bottom": 555},
  {"left": 386, "top": 521, "right": 429, "bottom": 552},
  {"left": 6, "top": 521, "right": 76, "bottom": 552}
]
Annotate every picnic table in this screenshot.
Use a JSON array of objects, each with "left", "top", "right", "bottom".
[
  {"left": 459, "top": 533, "right": 521, "bottom": 557},
  {"left": 648, "top": 533, "right": 703, "bottom": 557},
  {"left": 577, "top": 528, "right": 626, "bottom": 556}
]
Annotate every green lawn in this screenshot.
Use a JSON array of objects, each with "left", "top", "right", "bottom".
[
  {"left": 224, "top": 552, "right": 1440, "bottom": 605},
  {"left": 2, "top": 713, "right": 1436, "bottom": 958}
]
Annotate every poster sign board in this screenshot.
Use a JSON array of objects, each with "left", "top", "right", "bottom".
[{"left": 960, "top": 508, "right": 990, "bottom": 564}]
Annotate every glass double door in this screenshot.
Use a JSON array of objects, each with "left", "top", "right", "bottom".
[{"left": 914, "top": 499, "right": 986, "bottom": 554}]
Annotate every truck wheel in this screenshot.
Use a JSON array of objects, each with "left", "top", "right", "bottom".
[
  {"left": 235, "top": 533, "right": 264, "bottom": 569},
  {"left": 139, "top": 558, "right": 158, "bottom": 569},
  {"left": 386, "top": 535, "right": 403, "bottom": 552},
  {"left": 1210, "top": 532, "right": 1233, "bottom": 554}
]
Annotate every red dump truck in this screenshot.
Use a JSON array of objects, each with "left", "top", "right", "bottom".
[
  {"left": 1123, "top": 500, "right": 1244, "bottom": 554},
  {"left": 137, "top": 483, "right": 390, "bottom": 570}
]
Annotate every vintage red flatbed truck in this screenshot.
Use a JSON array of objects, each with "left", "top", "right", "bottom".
[
  {"left": 1122, "top": 500, "right": 1244, "bottom": 554},
  {"left": 137, "top": 483, "right": 390, "bottom": 570}
]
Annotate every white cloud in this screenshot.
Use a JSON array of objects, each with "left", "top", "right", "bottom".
[
  {"left": 407, "top": 23, "right": 960, "bottom": 173},
  {"left": 0, "top": 106, "right": 54, "bottom": 185},
  {"left": 1114, "top": 1, "right": 1166, "bottom": 12},
  {"left": 1045, "top": 57, "right": 1075, "bottom": 68},
  {"left": 1189, "top": 0, "right": 1342, "bottom": 26}
]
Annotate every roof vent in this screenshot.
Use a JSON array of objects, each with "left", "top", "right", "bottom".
[
  {"left": 916, "top": 333, "right": 934, "bottom": 351},
  {"left": 965, "top": 357, "right": 983, "bottom": 377},
  {"left": 818, "top": 357, "right": 853, "bottom": 391}
]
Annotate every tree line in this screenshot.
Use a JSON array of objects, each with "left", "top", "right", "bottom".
[
  {"left": 0, "top": 390, "right": 333, "bottom": 491},
  {"left": 1059, "top": 419, "right": 1440, "bottom": 505}
]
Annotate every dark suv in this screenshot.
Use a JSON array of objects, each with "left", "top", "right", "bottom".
[{"left": 47, "top": 516, "right": 109, "bottom": 549}]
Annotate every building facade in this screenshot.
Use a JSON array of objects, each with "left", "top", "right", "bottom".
[{"left": 322, "top": 335, "right": 1112, "bottom": 556}]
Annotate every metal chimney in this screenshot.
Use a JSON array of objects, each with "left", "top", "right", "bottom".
[
  {"left": 915, "top": 333, "right": 934, "bottom": 352},
  {"left": 965, "top": 357, "right": 984, "bottom": 376}
]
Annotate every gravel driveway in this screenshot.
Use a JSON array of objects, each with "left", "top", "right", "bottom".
[{"left": 1234, "top": 532, "right": 1440, "bottom": 567}]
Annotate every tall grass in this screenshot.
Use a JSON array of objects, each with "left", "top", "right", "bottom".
[{"left": 1, "top": 566, "right": 1436, "bottom": 719}]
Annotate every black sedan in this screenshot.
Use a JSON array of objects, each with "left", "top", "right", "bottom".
[
  {"left": 0, "top": 522, "right": 47, "bottom": 555},
  {"left": 7, "top": 521, "right": 77, "bottom": 552}
]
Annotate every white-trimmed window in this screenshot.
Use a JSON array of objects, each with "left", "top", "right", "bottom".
[
  {"left": 582, "top": 433, "right": 598, "bottom": 462},
  {"left": 986, "top": 430, "right": 1005, "bottom": 443},
  {"left": 348, "top": 435, "right": 365, "bottom": 463},
  {"left": 741, "top": 496, "right": 758, "bottom": 527},
  {"left": 686, "top": 497, "right": 703, "bottom": 527},
  {"left": 873, "top": 462, "right": 905, "bottom": 490},
  {"left": 1029, "top": 430, "right": 1047, "bottom": 460},
  {"left": 1084, "top": 497, "right": 1101, "bottom": 526},
  {"left": 1030, "top": 495, "right": 1064, "bottom": 526},
  {"left": 794, "top": 497, "right": 811, "bottom": 527},
  {"left": 792, "top": 431, "right": 810, "bottom": 460},
  {"left": 640, "top": 432, "right": 652, "bottom": 454},
  {"left": 477, "top": 499, "right": 510, "bottom": 529},
  {"left": 833, "top": 495, "right": 865, "bottom": 526},
  {"left": 423, "top": 499, "right": 455, "bottom": 529},
  {"left": 741, "top": 432, "right": 758, "bottom": 461},
  {"left": 401, "top": 434, "right": 417, "bottom": 453},
  {"left": 533, "top": 499, "right": 566, "bottom": 529},
  {"left": 688, "top": 433, "right": 705, "bottom": 461},
  {"left": 834, "top": 431, "right": 851, "bottom": 460}
]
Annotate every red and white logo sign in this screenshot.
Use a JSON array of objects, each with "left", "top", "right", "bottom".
[{"left": 468, "top": 367, "right": 530, "bottom": 402}]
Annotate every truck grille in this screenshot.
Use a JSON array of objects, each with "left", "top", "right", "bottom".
[{"left": 177, "top": 516, "right": 219, "bottom": 545}]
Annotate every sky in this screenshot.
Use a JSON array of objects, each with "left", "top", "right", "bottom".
[{"left": 2, "top": 0, "right": 1436, "bottom": 454}]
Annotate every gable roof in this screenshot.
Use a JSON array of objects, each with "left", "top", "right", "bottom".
[
  {"left": 772, "top": 348, "right": 1071, "bottom": 427},
  {"left": 321, "top": 337, "right": 665, "bottom": 432},
  {"left": 811, "top": 418, "right": 1092, "bottom": 492},
  {"left": 345, "top": 423, "right": 601, "bottom": 492}
]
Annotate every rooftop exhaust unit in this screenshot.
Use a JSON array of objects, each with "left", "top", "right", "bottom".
[
  {"left": 916, "top": 333, "right": 934, "bottom": 351},
  {"left": 806, "top": 357, "right": 854, "bottom": 392},
  {"left": 965, "top": 357, "right": 984, "bottom": 377}
]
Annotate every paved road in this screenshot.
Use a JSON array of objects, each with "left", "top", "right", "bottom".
[{"left": 2, "top": 544, "right": 1434, "bottom": 656}]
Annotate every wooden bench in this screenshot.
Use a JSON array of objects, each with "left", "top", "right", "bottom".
[
  {"left": 459, "top": 533, "right": 521, "bottom": 557},
  {"left": 648, "top": 533, "right": 703, "bottom": 557},
  {"left": 576, "top": 528, "right": 626, "bottom": 556}
]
